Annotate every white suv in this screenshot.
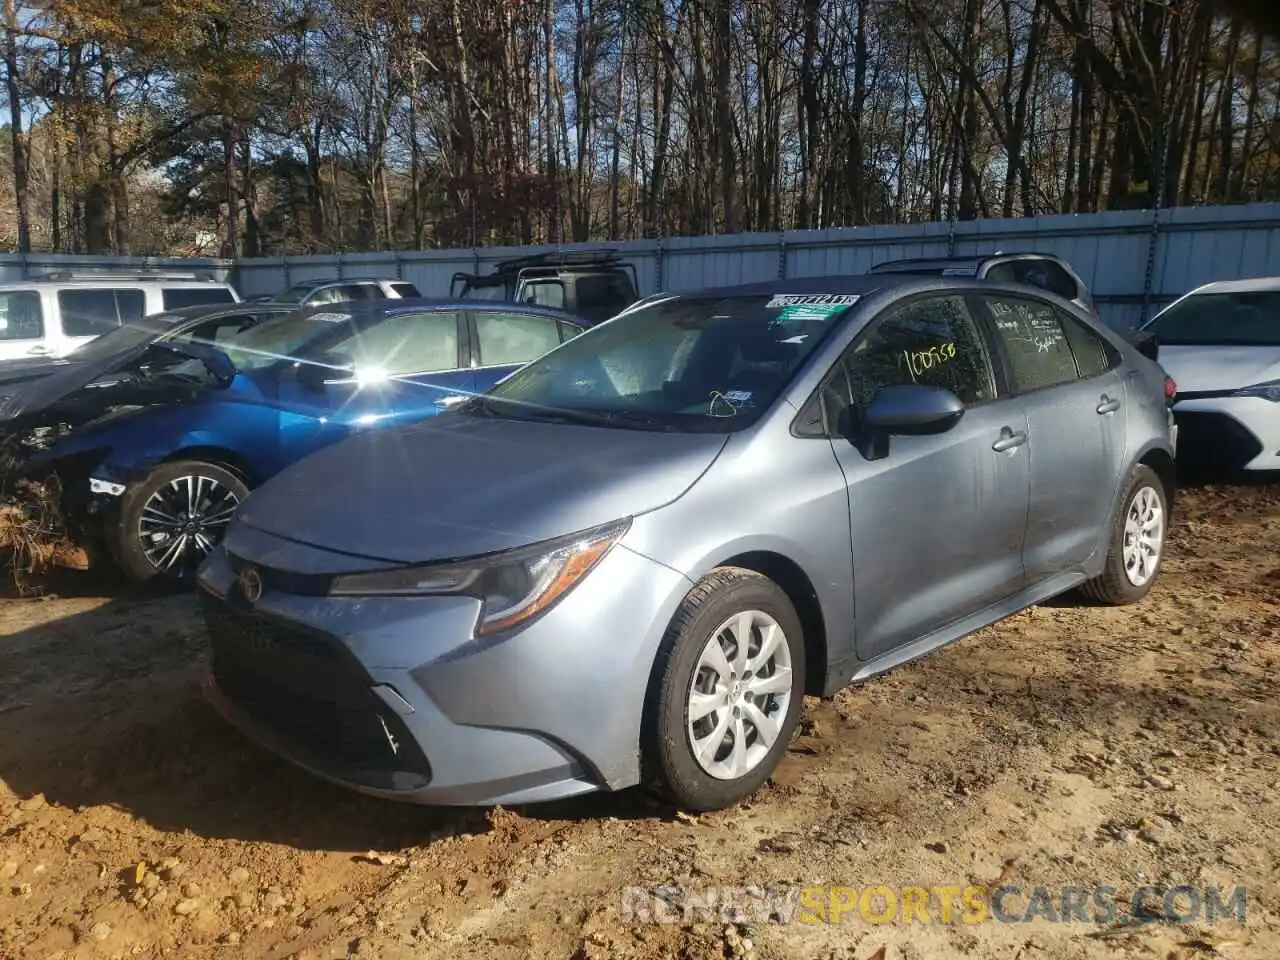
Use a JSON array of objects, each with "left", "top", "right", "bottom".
[{"left": 0, "top": 272, "right": 241, "bottom": 361}]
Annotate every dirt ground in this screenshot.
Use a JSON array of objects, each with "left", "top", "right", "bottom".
[{"left": 0, "top": 480, "right": 1277, "bottom": 960}]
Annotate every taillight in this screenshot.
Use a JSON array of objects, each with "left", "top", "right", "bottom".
[{"left": 1164, "top": 375, "right": 1177, "bottom": 405}]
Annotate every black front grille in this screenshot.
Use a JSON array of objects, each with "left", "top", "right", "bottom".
[
  {"left": 202, "top": 592, "right": 430, "bottom": 789},
  {"left": 1173, "top": 411, "right": 1264, "bottom": 469}
]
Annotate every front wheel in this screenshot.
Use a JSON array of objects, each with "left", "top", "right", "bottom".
[
  {"left": 1080, "top": 464, "right": 1169, "bottom": 605},
  {"left": 109, "top": 460, "right": 249, "bottom": 586},
  {"left": 642, "top": 567, "right": 806, "bottom": 812}
]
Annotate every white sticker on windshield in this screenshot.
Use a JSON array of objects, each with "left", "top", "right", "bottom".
[
  {"left": 780, "top": 335, "right": 809, "bottom": 344},
  {"left": 765, "top": 293, "right": 860, "bottom": 309},
  {"left": 310, "top": 312, "right": 352, "bottom": 324},
  {"left": 723, "top": 390, "right": 753, "bottom": 403}
]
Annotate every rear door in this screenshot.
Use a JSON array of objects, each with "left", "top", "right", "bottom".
[
  {"left": 468, "top": 309, "right": 570, "bottom": 394},
  {"left": 0, "top": 288, "right": 51, "bottom": 361},
  {"left": 973, "top": 291, "right": 1125, "bottom": 583}
]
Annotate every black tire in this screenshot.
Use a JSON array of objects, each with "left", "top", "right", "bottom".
[
  {"left": 109, "top": 459, "right": 249, "bottom": 586},
  {"left": 642, "top": 567, "right": 806, "bottom": 812},
  {"left": 1080, "top": 464, "right": 1169, "bottom": 605}
]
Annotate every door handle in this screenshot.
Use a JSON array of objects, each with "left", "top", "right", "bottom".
[
  {"left": 435, "top": 394, "right": 468, "bottom": 408},
  {"left": 992, "top": 427, "right": 1028, "bottom": 453},
  {"left": 26, "top": 345, "right": 50, "bottom": 355},
  {"left": 1096, "top": 395, "right": 1121, "bottom": 415}
]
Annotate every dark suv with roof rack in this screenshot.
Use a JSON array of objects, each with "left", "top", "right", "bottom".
[
  {"left": 451, "top": 249, "right": 639, "bottom": 325},
  {"left": 868, "top": 253, "right": 1096, "bottom": 317}
]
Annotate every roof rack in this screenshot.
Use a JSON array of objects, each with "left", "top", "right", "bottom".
[
  {"left": 30, "top": 266, "right": 222, "bottom": 282},
  {"left": 492, "top": 248, "right": 624, "bottom": 273}
]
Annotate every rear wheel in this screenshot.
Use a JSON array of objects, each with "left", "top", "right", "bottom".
[
  {"left": 109, "top": 460, "right": 248, "bottom": 586},
  {"left": 1080, "top": 464, "right": 1168, "bottom": 605},
  {"left": 642, "top": 568, "right": 806, "bottom": 812}
]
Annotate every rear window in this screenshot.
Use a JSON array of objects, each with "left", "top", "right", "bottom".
[
  {"left": 162, "top": 286, "right": 236, "bottom": 310},
  {"left": 575, "top": 272, "right": 636, "bottom": 323},
  {"left": 59, "top": 288, "right": 145, "bottom": 337},
  {"left": 0, "top": 289, "right": 44, "bottom": 341},
  {"left": 389, "top": 282, "right": 420, "bottom": 298}
]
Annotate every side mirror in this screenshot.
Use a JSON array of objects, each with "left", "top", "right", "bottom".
[{"left": 853, "top": 384, "right": 965, "bottom": 461}]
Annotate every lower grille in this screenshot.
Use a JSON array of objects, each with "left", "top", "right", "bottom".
[
  {"left": 202, "top": 592, "right": 430, "bottom": 789},
  {"left": 1172, "top": 411, "right": 1264, "bottom": 470}
]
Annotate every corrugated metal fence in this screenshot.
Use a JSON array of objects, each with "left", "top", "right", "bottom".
[{"left": 4, "top": 202, "right": 1280, "bottom": 328}]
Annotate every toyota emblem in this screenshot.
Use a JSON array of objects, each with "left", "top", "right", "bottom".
[{"left": 238, "top": 566, "right": 264, "bottom": 604}]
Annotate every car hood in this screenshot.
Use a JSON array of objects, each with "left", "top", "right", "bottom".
[
  {"left": 233, "top": 413, "right": 729, "bottom": 564},
  {"left": 1159, "top": 344, "right": 1280, "bottom": 393},
  {"left": 0, "top": 339, "right": 235, "bottom": 423}
]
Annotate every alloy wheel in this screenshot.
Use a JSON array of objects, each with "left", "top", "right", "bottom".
[
  {"left": 137, "top": 473, "right": 241, "bottom": 575},
  {"left": 686, "top": 609, "right": 794, "bottom": 781},
  {"left": 1122, "top": 485, "right": 1164, "bottom": 587}
]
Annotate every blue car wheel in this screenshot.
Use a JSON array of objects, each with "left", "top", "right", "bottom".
[{"left": 109, "top": 460, "right": 250, "bottom": 586}]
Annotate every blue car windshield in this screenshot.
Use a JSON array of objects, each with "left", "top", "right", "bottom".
[
  {"left": 218, "top": 310, "right": 352, "bottom": 371},
  {"left": 472, "top": 293, "right": 857, "bottom": 432}
]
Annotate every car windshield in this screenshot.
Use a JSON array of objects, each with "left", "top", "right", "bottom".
[
  {"left": 267, "top": 284, "right": 315, "bottom": 305},
  {"left": 66, "top": 314, "right": 180, "bottom": 362},
  {"left": 218, "top": 309, "right": 349, "bottom": 371},
  {"left": 469, "top": 293, "right": 857, "bottom": 432},
  {"left": 1146, "top": 290, "right": 1280, "bottom": 346}
]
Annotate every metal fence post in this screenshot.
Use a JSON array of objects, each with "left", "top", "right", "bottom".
[{"left": 778, "top": 231, "right": 787, "bottom": 279}]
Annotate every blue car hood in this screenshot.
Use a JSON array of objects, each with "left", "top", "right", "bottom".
[{"left": 233, "top": 413, "right": 728, "bottom": 564}]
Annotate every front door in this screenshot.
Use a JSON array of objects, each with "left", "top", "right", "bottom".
[
  {"left": 822, "top": 293, "right": 1031, "bottom": 663},
  {"left": 267, "top": 309, "right": 475, "bottom": 471},
  {"left": 973, "top": 292, "right": 1123, "bottom": 582}
]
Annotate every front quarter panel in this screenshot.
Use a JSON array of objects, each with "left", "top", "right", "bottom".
[{"left": 623, "top": 407, "right": 857, "bottom": 678}]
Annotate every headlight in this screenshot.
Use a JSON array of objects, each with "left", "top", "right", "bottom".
[
  {"left": 1233, "top": 379, "right": 1280, "bottom": 402},
  {"left": 328, "top": 518, "right": 631, "bottom": 635}
]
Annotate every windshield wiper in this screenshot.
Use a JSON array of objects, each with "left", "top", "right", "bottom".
[{"left": 464, "top": 398, "right": 673, "bottom": 431}]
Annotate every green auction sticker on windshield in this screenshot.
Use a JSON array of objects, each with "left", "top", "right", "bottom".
[
  {"left": 775, "top": 303, "right": 849, "bottom": 323},
  {"left": 765, "top": 294, "right": 860, "bottom": 309}
]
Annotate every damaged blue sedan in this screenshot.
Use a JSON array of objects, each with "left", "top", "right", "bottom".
[{"left": 1, "top": 299, "right": 587, "bottom": 584}]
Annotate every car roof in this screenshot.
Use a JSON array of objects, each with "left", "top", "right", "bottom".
[
  {"left": 152, "top": 302, "right": 295, "bottom": 322},
  {"left": 1182, "top": 277, "right": 1280, "bottom": 295},
  {"left": 665, "top": 274, "right": 905, "bottom": 301},
  {"left": 298, "top": 297, "right": 587, "bottom": 324},
  {"left": 869, "top": 252, "right": 1073, "bottom": 273}
]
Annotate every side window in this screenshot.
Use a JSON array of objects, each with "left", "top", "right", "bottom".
[
  {"left": 174, "top": 314, "right": 258, "bottom": 346},
  {"left": 115, "top": 289, "right": 145, "bottom": 323},
  {"left": 557, "top": 319, "right": 585, "bottom": 342},
  {"left": 389, "top": 282, "right": 421, "bottom": 298},
  {"left": 983, "top": 295, "right": 1079, "bottom": 393},
  {"left": 828, "top": 295, "right": 996, "bottom": 431},
  {"left": 306, "top": 286, "right": 345, "bottom": 305},
  {"left": 1058, "top": 309, "right": 1118, "bottom": 378},
  {"left": 329, "top": 311, "right": 459, "bottom": 376},
  {"left": 519, "top": 280, "right": 565, "bottom": 310},
  {"left": 0, "top": 290, "right": 44, "bottom": 341},
  {"left": 59, "top": 289, "right": 142, "bottom": 337},
  {"left": 475, "top": 311, "right": 563, "bottom": 366}
]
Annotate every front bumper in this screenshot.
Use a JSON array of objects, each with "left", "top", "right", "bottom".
[
  {"left": 196, "top": 524, "right": 693, "bottom": 806},
  {"left": 1171, "top": 396, "right": 1280, "bottom": 472}
]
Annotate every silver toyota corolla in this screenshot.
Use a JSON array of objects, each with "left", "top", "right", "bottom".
[{"left": 196, "top": 274, "right": 1178, "bottom": 812}]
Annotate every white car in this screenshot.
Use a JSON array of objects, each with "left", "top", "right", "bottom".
[
  {"left": 1140, "top": 278, "right": 1280, "bottom": 472},
  {"left": 0, "top": 271, "right": 240, "bottom": 362}
]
